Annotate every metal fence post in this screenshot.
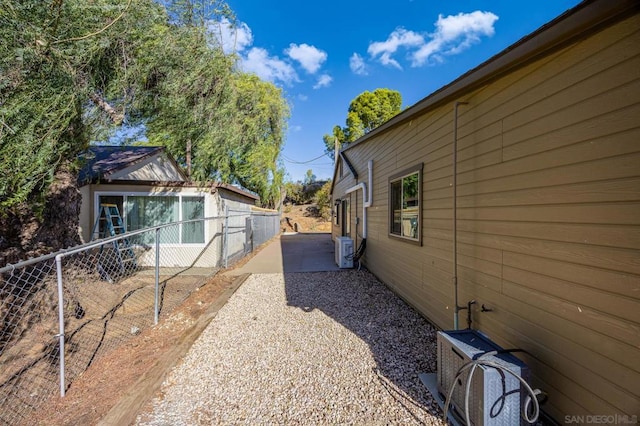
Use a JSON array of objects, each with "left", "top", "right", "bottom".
[
  {"left": 154, "top": 227, "right": 160, "bottom": 325},
  {"left": 223, "top": 206, "right": 229, "bottom": 268},
  {"left": 55, "top": 254, "right": 66, "bottom": 397}
]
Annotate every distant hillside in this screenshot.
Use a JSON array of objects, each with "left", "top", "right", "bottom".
[{"left": 282, "top": 204, "right": 331, "bottom": 233}]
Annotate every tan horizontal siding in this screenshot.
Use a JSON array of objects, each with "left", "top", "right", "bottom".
[
  {"left": 504, "top": 252, "right": 640, "bottom": 299},
  {"left": 455, "top": 177, "right": 640, "bottom": 207},
  {"left": 457, "top": 152, "right": 640, "bottom": 195}
]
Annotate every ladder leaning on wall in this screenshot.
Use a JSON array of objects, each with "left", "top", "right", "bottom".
[{"left": 90, "top": 204, "right": 137, "bottom": 281}]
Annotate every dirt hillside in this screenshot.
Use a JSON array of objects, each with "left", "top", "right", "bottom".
[{"left": 281, "top": 204, "right": 331, "bottom": 233}]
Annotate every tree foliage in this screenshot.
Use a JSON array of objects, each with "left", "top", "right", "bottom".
[
  {"left": 0, "top": 0, "right": 164, "bottom": 211},
  {"left": 323, "top": 88, "right": 402, "bottom": 159},
  {"left": 138, "top": 23, "right": 289, "bottom": 208},
  {"left": 303, "top": 169, "right": 316, "bottom": 185},
  {"left": 0, "top": 0, "right": 289, "bottom": 218},
  {"left": 313, "top": 180, "right": 332, "bottom": 221}
]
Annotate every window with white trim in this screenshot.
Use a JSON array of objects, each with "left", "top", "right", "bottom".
[
  {"left": 389, "top": 164, "right": 422, "bottom": 243},
  {"left": 98, "top": 194, "right": 205, "bottom": 244}
]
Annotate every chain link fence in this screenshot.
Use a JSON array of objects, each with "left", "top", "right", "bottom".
[{"left": 0, "top": 210, "right": 279, "bottom": 425}]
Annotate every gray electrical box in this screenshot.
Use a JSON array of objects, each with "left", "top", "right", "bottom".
[{"left": 437, "top": 330, "right": 530, "bottom": 425}]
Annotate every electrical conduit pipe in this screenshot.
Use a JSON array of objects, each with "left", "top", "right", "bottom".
[{"left": 453, "top": 101, "right": 468, "bottom": 330}]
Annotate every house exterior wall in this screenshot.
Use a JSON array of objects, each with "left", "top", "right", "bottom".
[
  {"left": 78, "top": 184, "right": 92, "bottom": 244},
  {"left": 80, "top": 183, "right": 216, "bottom": 242},
  {"left": 79, "top": 183, "right": 217, "bottom": 268},
  {"left": 332, "top": 12, "right": 640, "bottom": 422},
  {"left": 217, "top": 187, "right": 258, "bottom": 208},
  {"left": 79, "top": 182, "right": 259, "bottom": 268}
]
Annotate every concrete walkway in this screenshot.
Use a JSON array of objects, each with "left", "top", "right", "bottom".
[{"left": 226, "top": 232, "right": 340, "bottom": 275}]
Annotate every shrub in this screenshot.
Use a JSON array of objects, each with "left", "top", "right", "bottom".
[{"left": 314, "top": 180, "right": 332, "bottom": 220}]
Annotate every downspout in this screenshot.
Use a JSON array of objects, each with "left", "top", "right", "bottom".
[
  {"left": 453, "top": 101, "right": 468, "bottom": 330},
  {"left": 345, "top": 160, "right": 373, "bottom": 238}
]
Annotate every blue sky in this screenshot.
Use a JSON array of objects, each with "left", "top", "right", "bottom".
[{"left": 216, "top": 0, "right": 583, "bottom": 183}]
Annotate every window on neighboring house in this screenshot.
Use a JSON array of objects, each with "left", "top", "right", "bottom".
[
  {"left": 126, "top": 196, "right": 179, "bottom": 243},
  {"left": 389, "top": 164, "right": 422, "bottom": 243},
  {"left": 98, "top": 194, "right": 205, "bottom": 244},
  {"left": 182, "top": 196, "right": 205, "bottom": 243}
]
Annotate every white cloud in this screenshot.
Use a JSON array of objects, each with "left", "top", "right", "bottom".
[
  {"left": 313, "top": 74, "right": 333, "bottom": 89},
  {"left": 290, "top": 125, "right": 303, "bottom": 132},
  {"left": 241, "top": 47, "right": 299, "bottom": 85},
  {"left": 367, "top": 11, "right": 498, "bottom": 69},
  {"left": 285, "top": 43, "right": 327, "bottom": 74},
  {"left": 298, "top": 94, "right": 309, "bottom": 101},
  {"left": 208, "top": 20, "right": 333, "bottom": 88},
  {"left": 412, "top": 11, "right": 498, "bottom": 66},
  {"left": 349, "top": 53, "right": 368, "bottom": 76},
  {"left": 367, "top": 28, "right": 424, "bottom": 70},
  {"left": 208, "top": 17, "right": 253, "bottom": 54}
]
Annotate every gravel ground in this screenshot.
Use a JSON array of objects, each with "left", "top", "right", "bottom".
[{"left": 136, "top": 270, "right": 445, "bottom": 425}]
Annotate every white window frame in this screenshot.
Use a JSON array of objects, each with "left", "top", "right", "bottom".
[{"left": 94, "top": 191, "right": 209, "bottom": 246}]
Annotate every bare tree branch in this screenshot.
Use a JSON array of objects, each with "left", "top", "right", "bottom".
[{"left": 89, "top": 93, "right": 124, "bottom": 125}]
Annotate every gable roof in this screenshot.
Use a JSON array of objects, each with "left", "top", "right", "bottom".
[
  {"left": 77, "top": 145, "right": 187, "bottom": 185},
  {"left": 77, "top": 145, "right": 260, "bottom": 202},
  {"left": 329, "top": 151, "right": 359, "bottom": 195},
  {"left": 341, "top": 0, "right": 638, "bottom": 156}
]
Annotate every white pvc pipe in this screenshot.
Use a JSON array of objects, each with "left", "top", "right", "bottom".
[
  {"left": 345, "top": 183, "right": 367, "bottom": 239},
  {"left": 345, "top": 160, "right": 373, "bottom": 239},
  {"left": 366, "top": 160, "right": 373, "bottom": 208}
]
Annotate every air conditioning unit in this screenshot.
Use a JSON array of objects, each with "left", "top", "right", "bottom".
[
  {"left": 335, "top": 237, "right": 353, "bottom": 268},
  {"left": 437, "top": 330, "right": 530, "bottom": 425}
]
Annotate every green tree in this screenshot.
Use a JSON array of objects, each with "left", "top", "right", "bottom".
[
  {"left": 0, "top": 0, "right": 166, "bottom": 211},
  {"left": 132, "top": 7, "right": 288, "bottom": 208},
  {"left": 284, "top": 181, "right": 304, "bottom": 204},
  {"left": 1, "top": 0, "right": 288, "bottom": 212},
  {"left": 0, "top": 0, "right": 172, "bottom": 260},
  {"left": 314, "top": 180, "right": 332, "bottom": 220},
  {"left": 323, "top": 88, "right": 402, "bottom": 159},
  {"left": 0, "top": 0, "right": 289, "bottom": 259},
  {"left": 304, "top": 169, "right": 317, "bottom": 185}
]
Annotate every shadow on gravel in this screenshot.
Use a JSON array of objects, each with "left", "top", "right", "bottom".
[{"left": 280, "top": 233, "right": 441, "bottom": 420}]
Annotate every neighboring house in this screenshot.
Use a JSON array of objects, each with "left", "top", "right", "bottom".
[
  {"left": 77, "top": 145, "right": 259, "bottom": 266},
  {"left": 331, "top": 0, "right": 639, "bottom": 422}
]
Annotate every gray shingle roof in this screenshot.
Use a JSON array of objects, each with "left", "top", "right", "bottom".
[{"left": 77, "top": 145, "right": 165, "bottom": 184}]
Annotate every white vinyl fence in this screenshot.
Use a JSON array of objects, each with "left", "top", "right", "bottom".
[{"left": 0, "top": 210, "right": 279, "bottom": 425}]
